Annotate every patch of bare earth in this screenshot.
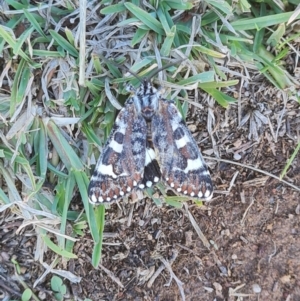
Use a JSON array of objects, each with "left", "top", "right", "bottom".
[{"left": 1, "top": 82, "right": 300, "bottom": 301}]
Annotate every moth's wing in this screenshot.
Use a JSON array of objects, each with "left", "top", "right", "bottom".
[
  {"left": 142, "top": 146, "right": 161, "bottom": 188},
  {"left": 88, "top": 100, "right": 147, "bottom": 204},
  {"left": 152, "top": 100, "right": 213, "bottom": 200}
]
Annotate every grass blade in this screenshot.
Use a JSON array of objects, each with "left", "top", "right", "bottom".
[
  {"left": 46, "top": 120, "right": 83, "bottom": 171},
  {"left": 280, "top": 140, "right": 300, "bottom": 180},
  {"left": 91, "top": 204, "right": 105, "bottom": 267},
  {"left": 49, "top": 29, "right": 79, "bottom": 57},
  {"left": 42, "top": 235, "right": 77, "bottom": 259},
  {"left": 124, "top": 3, "right": 164, "bottom": 35}
]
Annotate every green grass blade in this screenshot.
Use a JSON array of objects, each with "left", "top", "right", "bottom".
[
  {"left": 32, "top": 50, "right": 63, "bottom": 57},
  {"left": 280, "top": 140, "right": 300, "bottom": 180},
  {"left": 199, "top": 80, "right": 239, "bottom": 89},
  {"left": 200, "top": 86, "right": 236, "bottom": 108},
  {"left": 124, "top": 3, "right": 164, "bottom": 35},
  {"left": 193, "top": 45, "right": 226, "bottom": 58},
  {"left": 206, "top": 0, "right": 233, "bottom": 15},
  {"left": 231, "top": 12, "right": 300, "bottom": 31},
  {"left": 10, "top": 58, "right": 26, "bottom": 115},
  {"left": 161, "top": 25, "right": 176, "bottom": 56},
  {"left": 91, "top": 204, "right": 105, "bottom": 267},
  {"left": 73, "top": 170, "right": 99, "bottom": 243},
  {"left": 164, "top": 197, "right": 184, "bottom": 208},
  {"left": 157, "top": 6, "right": 170, "bottom": 33},
  {"left": 2, "top": 148, "right": 37, "bottom": 191},
  {"left": 131, "top": 28, "right": 148, "bottom": 46},
  {"left": 177, "top": 71, "right": 215, "bottom": 85},
  {"left": 0, "top": 25, "right": 31, "bottom": 62},
  {"left": 23, "top": 10, "right": 48, "bottom": 39},
  {"left": 13, "top": 26, "right": 34, "bottom": 55},
  {"left": 49, "top": 29, "right": 79, "bottom": 57},
  {"left": 100, "top": 3, "right": 126, "bottom": 14},
  {"left": 0, "top": 188, "right": 10, "bottom": 205},
  {"left": 0, "top": 161, "right": 22, "bottom": 203},
  {"left": 59, "top": 173, "right": 75, "bottom": 249},
  {"left": 163, "top": 0, "right": 193, "bottom": 10},
  {"left": 46, "top": 120, "right": 84, "bottom": 171},
  {"left": 42, "top": 235, "right": 77, "bottom": 258}
]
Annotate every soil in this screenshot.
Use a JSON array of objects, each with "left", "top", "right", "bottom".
[{"left": 1, "top": 77, "right": 300, "bottom": 301}]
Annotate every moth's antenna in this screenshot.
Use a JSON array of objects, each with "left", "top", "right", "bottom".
[
  {"left": 126, "top": 69, "right": 143, "bottom": 83},
  {"left": 145, "top": 58, "right": 187, "bottom": 82},
  {"left": 127, "top": 58, "right": 187, "bottom": 83},
  {"left": 96, "top": 53, "right": 186, "bottom": 83}
]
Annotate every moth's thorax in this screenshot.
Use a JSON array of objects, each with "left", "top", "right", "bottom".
[{"left": 133, "top": 80, "right": 161, "bottom": 120}]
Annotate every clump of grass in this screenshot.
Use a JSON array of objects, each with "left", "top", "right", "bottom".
[{"left": 0, "top": 0, "right": 299, "bottom": 278}]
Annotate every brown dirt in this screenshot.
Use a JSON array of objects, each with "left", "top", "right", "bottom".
[{"left": 1, "top": 80, "right": 300, "bottom": 301}]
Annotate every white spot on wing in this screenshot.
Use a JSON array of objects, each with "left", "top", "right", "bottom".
[
  {"left": 127, "top": 187, "right": 131, "bottom": 192},
  {"left": 145, "top": 148, "right": 156, "bottom": 166},
  {"left": 133, "top": 180, "right": 137, "bottom": 186},
  {"left": 120, "top": 191, "right": 124, "bottom": 196},
  {"left": 175, "top": 136, "right": 188, "bottom": 149},
  {"left": 154, "top": 176, "right": 159, "bottom": 182},
  {"left": 184, "top": 158, "right": 204, "bottom": 173},
  {"left": 98, "top": 163, "right": 129, "bottom": 178},
  {"left": 91, "top": 195, "right": 97, "bottom": 203},
  {"left": 190, "top": 192, "right": 195, "bottom": 197},
  {"left": 110, "top": 139, "right": 123, "bottom": 153},
  {"left": 106, "top": 197, "right": 111, "bottom": 202},
  {"left": 205, "top": 190, "right": 212, "bottom": 199},
  {"left": 98, "top": 164, "right": 117, "bottom": 178},
  {"left": 146, "top": 181, "right": 152, "bottom": 187}
]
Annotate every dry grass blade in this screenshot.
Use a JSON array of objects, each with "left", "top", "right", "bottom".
[
  {"left": 204, "top": 156, "right": 300, "bottom": 193},
  {"left": 184, "top": 203, "right": 210, "bottom": 250},
  {"left": 98, "top": 264, "right": 124, "bottom": 288},
  {"left": 158, "top": 255, "right": 185, "bottom": 301},
  {"left": 147, "top": 250, "right": 178, "bottom": 288}
]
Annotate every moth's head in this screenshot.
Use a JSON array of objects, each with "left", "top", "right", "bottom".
[
  {"left": 131, "top": 80, "right": 162, "bottom": 120},
  {"left": 126, "top": 60, "right": 185, "bottom": 119}
]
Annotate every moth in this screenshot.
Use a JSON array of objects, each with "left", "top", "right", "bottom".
[{"left": 88, "top": 78, "right": 213, "bottom": 204}]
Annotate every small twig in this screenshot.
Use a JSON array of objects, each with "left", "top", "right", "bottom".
[
  {"left": 127, "top": 203, "right": 134, "bottom": 227},
  {"left": 184, "top": 203, "right": 210, "bottom": 249},
  {"left": 241, "top": 190, "right": 256, "bottom": 225},
  {"left": 98, "top": 264, "right": 124, "bottom": 288},
  {"left": 203, "top": 156, "right": 300, "bottom": 193},
  {"left": 78, "top": 0, "right": 86, "bottom": 87},
  {"left": 229, "top": 283, "right": 253, "bottom": 297},
  {"left": 34, "top": 257, "right": 59, "bottom": 288},
  {"left": 275, "top": 197, "right": 280, "bottom": 214},
  {"left": 268, "top": 240, "right": 277, "bottom": 263},
  {"left": 159, "top": 255, "right": 185, "bottom": 301},
  {"left": 0, "top": 280, "right": 22, "bottom": 297},
  {"left": 14, "top": 272, "right": 41, "bottom": 301},
  {"left": 175, "top": 243, "right": 201, "bottom": 256},
  {"left": 275, "top": 91, "right": 288, "bottom": 142},
  {"left": 228, "top": 171, "right": 239, "bottom": 192},
  {"left": 147, "top": 250, "right": 178, "bottom": 288}
]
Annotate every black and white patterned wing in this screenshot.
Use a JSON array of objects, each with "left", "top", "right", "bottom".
[
  {"left": 142, "top": 146, "right": 161, "bottom": 188},
  {"left": 88, "top": 100, "right": 147, "bottom": 204},
  {"left": 152, "top": 100, "right": 213, "bottom": 200}
]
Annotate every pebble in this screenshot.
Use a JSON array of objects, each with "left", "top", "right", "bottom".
[{"left": 252, "top": 284, "right": 261, "bottom": 293}]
